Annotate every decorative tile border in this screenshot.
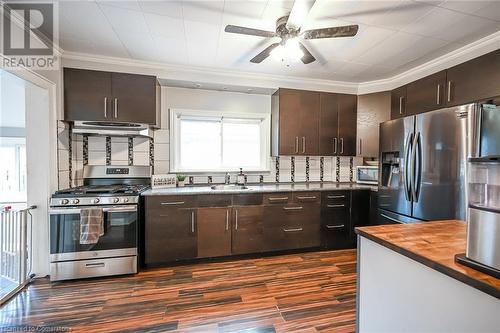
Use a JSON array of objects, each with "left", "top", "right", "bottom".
[
  {"left": 305, "top": 157, "right": 310, "bottom": 182},
  {"left": 207, "top": 176, "right": 212, "bottom": 184},
  {"left": 105, "top": 136, "right": 111, "bottom": 165},
  {"left": 275, "top": 157, "right": 280, "bottom": 183},
  {"left": 336, "top": 156, "right": 340, "bottom": 182},
  {"left": 149, "top": 138, "right": 155, "bottom": 173},
  {"left": 128, "top": 137, "right": 134, "bottom": 166},
  {"left": 290, "top": 156, "right": 295, "bottom": 183},
  {"left": 320, "top": 157, "right": 324, "bottom": 182},
  {"left": 68, "top": 128, "right": 73, "bottom": 187},
  {"left": 82, "top": 135, "right": 88, "bottom": 166},
  {"left": 259, "top": 175, "right": 264, "bottom": 183},
  {"left": 349, "top": 157, "right": 354, "bottom": 182},
  {"left": 189, "top": 176, "right": 194, "bottom": 185}
]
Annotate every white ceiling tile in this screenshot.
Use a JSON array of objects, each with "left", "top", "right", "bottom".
[
  {"left": 143, "top": 13, "right": 185, "bottom": 39},
  {"left": 152, "top": 34, "right": 189, "bottom": 65},
  {"left": 472, "top": 1, "right": 500, "bottom": 21},
  {"left": 184, "top": 20, "right": 220, "bottom": 66},
  {"left": 182, "top": 0, "right": 225, "bottom": 25},
  {"left": 436, "top": 16, "right": 500, "bottom": 43},
  {"left": 139, "top": 1, "right": 183, "bottom": 18},
  {"left": 438, "top": 0, "right": 493, "bottom": 14},
  {"left": 261, "top": 0, "right": 295, "bottom": 21},
  {"left": 370, "top": 0, "right": 437, "bottom": 30},
  {"left": 96, "top": 1, "right": 141, "bottom": 12},
  {"left": 385, "top": 35, "right": 447, "bottom": 69},
  {"left": 223, "top": 0, "right": 269, "bottom": 20},
  {"left": 114, "top": 31, "right": 157, "bottom": 61},
  {"left": 99, "top": 4, "right": 149, "bottom": 34},
  {"left": 400, "top": 6, "right": 464, "bottom": 39}
]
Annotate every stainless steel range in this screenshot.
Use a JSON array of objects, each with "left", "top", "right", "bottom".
[{"left": 49, "top": 165, "right": 151, "bottom": 281}]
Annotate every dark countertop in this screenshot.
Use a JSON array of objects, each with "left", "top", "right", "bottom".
[
  {"left": 141, "top": 182, "right": 378, "bottom": 196},
  {"left": 356, "top": 220, "right": 500, "bottom": 299}
]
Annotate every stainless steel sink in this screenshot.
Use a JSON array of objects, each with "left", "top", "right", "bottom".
[{"left": 210, "top": 185, "right": 249, "bottom": 191}]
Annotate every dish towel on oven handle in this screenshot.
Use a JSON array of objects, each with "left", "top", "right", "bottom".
[{"left": 80, "top": 208, "right": 104, "bottom": 244}]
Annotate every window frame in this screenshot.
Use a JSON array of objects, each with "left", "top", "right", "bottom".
[{"left": 169, "top": 109, "right": 270, "bottom": 173}]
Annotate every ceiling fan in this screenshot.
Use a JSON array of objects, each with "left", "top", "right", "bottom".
[{"left": 224, "top": 0, "right": 359, "bottom": 64}]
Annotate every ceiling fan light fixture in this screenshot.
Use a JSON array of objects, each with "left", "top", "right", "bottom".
[{"left": 271, "top": 38, "right": 304, "bottom": 61}]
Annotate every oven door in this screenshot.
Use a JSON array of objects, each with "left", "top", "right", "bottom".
[{"left": 49, "top": 205, "right": 138, "bottom": 261}]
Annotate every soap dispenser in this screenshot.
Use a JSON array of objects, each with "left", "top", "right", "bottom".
[{"left": 237, "top": 168, "right": 246, "bottom": 185}]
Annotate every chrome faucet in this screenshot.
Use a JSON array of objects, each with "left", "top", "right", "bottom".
[{"left": 225, "top": 173, "right": 231, "bottom": 185}]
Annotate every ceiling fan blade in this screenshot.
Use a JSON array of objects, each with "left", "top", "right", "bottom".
[
  {"left": 286, "top": 0, "right": 316, "bottom": 30},
  {"left": 225, "top": 25, "right": 276, "bottom": 38},
  {"left": 250, "top": 43, "right": 280, "bottom": 63},
  {"left": 302, "top": 25, "right": 359, "bottom": 39},
  {"left": 299, "top": 43, "right": 315, "bottom": 64}
]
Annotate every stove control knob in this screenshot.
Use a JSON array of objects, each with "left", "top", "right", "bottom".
[
  {"left": 60, "top": 199, "right": 69, "bottom": 205},
  {"left": 72, "top": 199, "right": 80, "bottom": 204},
  {"left": 93, "top": 198, "right": 100, "bottom": 204},
  {"left": 123, "top": 198, "right": 129, "bottom": 203},
  {"left": 112, "top": 197, "right": 120, "bottom": 204}
]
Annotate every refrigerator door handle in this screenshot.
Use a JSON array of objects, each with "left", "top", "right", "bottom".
[
  {"left": 410, "top": 132, "right": 420, "bottom": 202},
  {"left": 404, "top": 133, "right": 413, "bottom": 202},
  {"left": 414, "top": 132, "right": 422, "bottom": 202}
]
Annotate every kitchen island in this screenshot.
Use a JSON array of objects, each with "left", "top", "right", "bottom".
[{"left": 355, "top": 221, "right": 500, "bottom": 332}]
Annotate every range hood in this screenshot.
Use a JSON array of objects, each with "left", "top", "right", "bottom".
[{"left": 72, "top": 121, "right": 153, "bottom": 138}]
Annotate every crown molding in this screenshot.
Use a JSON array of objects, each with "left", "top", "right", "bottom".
[
  {"left": 61, "top": 30, "right": 500, "bottom": 96},
  {"left": 357, "top": 31, "right": 500, "bottom": 95}
]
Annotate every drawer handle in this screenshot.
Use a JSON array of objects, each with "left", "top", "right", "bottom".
[
  {"left": 268, "top": 197, "right": 289, "bottom": 202},
  {"left": 327, "top": 195, "right": 345, "bottom": 199},
  {"left": 326, "top": 224, "right": 345, "bottom": 229},
  {"left": 283, "top": 206, "right": 303, "bottom": 211},
  {"left": 296, "top": 196, "right": 317, "bottom": 200},
  {"left": 161, "top": 201, "right": 185, "bottom": 205},
  {"left": 284, "top": 227, "right": 303, "bottom": 232},
  {"left": 85, "top": 262, "right": 105, "bottom": 268},
  {"left": 327, "top": 204, "right": 345, "bottom": 208}
]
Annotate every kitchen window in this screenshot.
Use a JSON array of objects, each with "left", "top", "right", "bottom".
[
  {"left": 170, "top": 109, "right": 270, "bottom": 173},
  {"left": 0, "top": 137, "right": 27, "bottom": 203}
]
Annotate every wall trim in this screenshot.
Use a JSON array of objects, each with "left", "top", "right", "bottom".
[{"left": 61, "top": 30, "right": 500, "bottom": 95}]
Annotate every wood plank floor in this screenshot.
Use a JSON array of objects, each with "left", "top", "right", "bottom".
[{"left": 0, "top": 249, "right": 357, "bottom": 333}]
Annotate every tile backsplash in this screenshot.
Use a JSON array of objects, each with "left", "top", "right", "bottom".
[{"left": 57, "top": 121, "right": 363, "bottom": 189}]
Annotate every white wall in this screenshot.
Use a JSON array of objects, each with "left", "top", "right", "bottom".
[{"left": 0, "top": 70, "right": 27, "bottom": 129}]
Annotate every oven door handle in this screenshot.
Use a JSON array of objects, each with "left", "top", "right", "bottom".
[{"left": 49, "top": 205, "right": 138, "bottom": 215}]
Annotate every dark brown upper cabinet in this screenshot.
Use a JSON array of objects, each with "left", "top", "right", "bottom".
[
  {"left": 319, "top": 93, "right": 357, "bottom": 156},
  {"left": 272, "top": 88, "right": 319, "bottom": 156},
  {"left": 64, "top": 68, "right": 160, "bottom": 126},
  {"left": 446, "top": 49, "right": 500, "bottom": 107},
  {"left": 406, "top": 71, "right": 447, "bottom": 115},
  {"left": 390, "top": 86, "right": 407, "bottom": 119}
]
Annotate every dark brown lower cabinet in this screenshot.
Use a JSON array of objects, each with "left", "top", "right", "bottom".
[
  {"left": 350, "top": 190, "right": 371, "bottom": 246},
  {"left": 320, "top": 191, "right": 351, "bottom": 250},
  {"left": 145, "top": 207, "right": 197, "bottom": 265},
  {"left": 197, "top": 208, "right": 231, "bottom": 258},
  {"left": 263, "top": 203, "right": 321, "bottom": 251},
  {"left": 232, "top": 206, "right": 264, "bottom": 255}
]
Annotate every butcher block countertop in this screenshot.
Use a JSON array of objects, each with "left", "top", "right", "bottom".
[{"left": 356, "top": 220, "right": 500, "bottom": 299}]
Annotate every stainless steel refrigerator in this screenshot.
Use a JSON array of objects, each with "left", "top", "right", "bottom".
[{"left": 377, "top": 104, "right": 474, "bottom": 224}]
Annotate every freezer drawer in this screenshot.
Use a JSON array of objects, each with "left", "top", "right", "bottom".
[{"left": 377, "top": 209, "right": 423, "bottom": 225}]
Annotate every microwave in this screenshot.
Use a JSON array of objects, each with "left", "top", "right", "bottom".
[{"left": 356, "top": 166, "right": 379, "bottom": 185}]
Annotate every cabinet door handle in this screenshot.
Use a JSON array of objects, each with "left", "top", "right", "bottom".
[
  {"left": 302, "top": 137, "right": 306, "bottom": 154},
  {"left": 326, "top": 224, "right": 345, "bottom": 229},
  {"left": 284, "top": 227, "right": 303, "bottom": 232},
  {"left": 114, "top": 98, "right": 118, "bottom": 118},
  {"left": 327, "top": 195, "right": 345, "bottom": 199},
  {"left": 436, "top": 84, "right": 441, "bottom": 105},
  {"left": 161, "top": 201, "right": 185, "bottom": 205},
  {"left": 447, "top": 81, "right": 452, "bottom": 102},
  {"left": 340, "top": 138, "right": 344, "bottom": 154},
  {"left": 104, "top": 97, "right": 108, "bottom": 118},
  {"left": 333, "top": 138, "right": 337, "bottom": 154},
  {"left": 296, "top": 196, "right": 316, "bottom": 200},
  {"left": 358, "top": 139, "right": 362, "bottom": 156},
  {"left": 268, "top": 197, "right": 289, "bottom": 202},
  {"left": 327, "top": 204, "right": 345, "bottom": 208},
  {"left": 283, "top": 206, "right": 303, "bottom": 211},
  {"left": 399, "top": 96, "right": 404, "bottom": 114},
  {"left": 225, "top": 210, "right": 229, "bottom": 231},
  {"left": 295, "top": 137, "right": 299, "bottom": 154},
  {"left": 191, "top": 211, "right": 195, "bottom": 233}
]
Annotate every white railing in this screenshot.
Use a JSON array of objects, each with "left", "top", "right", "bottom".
[{"left": 0, "top": 205, "right": 35, "bottom": 305}]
